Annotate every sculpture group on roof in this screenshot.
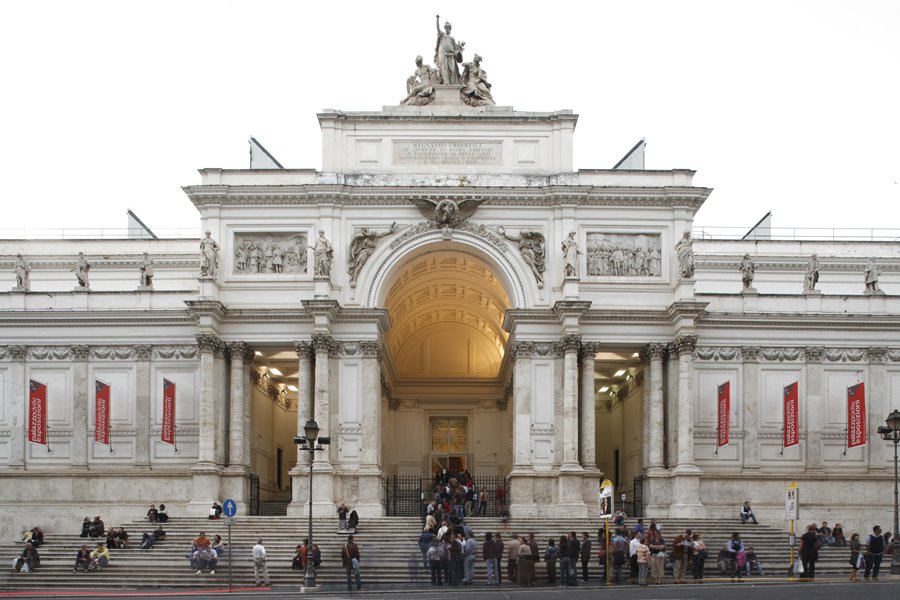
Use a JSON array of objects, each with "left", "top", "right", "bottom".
[{"left": 401, "top": 15, "right": 494, "bottom": 107}]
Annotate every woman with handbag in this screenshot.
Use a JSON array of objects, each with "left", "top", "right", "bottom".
[{"left": 848, "top": 533, "right": 863, "bottom": 581}]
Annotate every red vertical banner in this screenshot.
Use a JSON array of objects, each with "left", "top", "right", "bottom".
[
  {"left": 161, "top": 379, "right": 176, "bottom": 445},
  {"left": 783, "top": 382, "right": 800, "bottom": 448},
  {"left": 28, "top": 380, "right": 47, "bottom": 445},
  {"left": 717, "top": 382, "right": 730, "bottom": 448},
  {"left": 94, "top": 380, "right": 110, "bottom": 445},
  {"left": 847, "top": 382, "right": 866, "bottom": 449}
]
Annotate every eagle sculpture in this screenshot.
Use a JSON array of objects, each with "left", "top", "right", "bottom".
[{"left": 408, "top": 198, "right": 485, "bottom": 228}]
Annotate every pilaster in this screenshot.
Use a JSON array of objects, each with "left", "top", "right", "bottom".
[
  {"left": 804, "top": 346, "right": 824, "bottom": 472},
  {"left": 645, "top": 343, "right": 666, "bottom": 472},
  {"left": 71, "top": 345, "right": 90, "bottom": 470},
  {"left": 866, "top": 347, "right": 887, "bottom": 472},
  {"left": 669, "top": 335, "right": 703, "bottom": 518},
  {"left": 133, "top": 345, "right": 152, "bottom": 468},
  {"left": 189, "top": 334, "right": 224, "bottom": 516},
  {"left": 7, "top": 346, "right": 27, "bottom": 469},
  {"left": 357, "top": 341, "right": 385, "bottom": 517},
  {"left": 578, "top": 344, "right": 597, "bottom": 469},
  {"left": 741, "top": 346, "right": 761, "bottom": 471}
]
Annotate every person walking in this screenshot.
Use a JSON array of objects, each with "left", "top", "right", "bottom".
[
  {"left": 252, "top": 538, "right": 271, "bottom": 587},
  {"left": 341, "top": 534, "right": 362, "bottom": 591}
]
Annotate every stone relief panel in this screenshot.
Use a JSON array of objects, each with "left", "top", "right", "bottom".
[
  {"left": 233, "top": 233, "right": 308, "bottom": 274},
  {"left": 586, "top": 233, "right": 661, "bottom": 277}
]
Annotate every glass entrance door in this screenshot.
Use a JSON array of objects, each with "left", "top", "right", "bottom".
[{"left": 430, "top": 417, "right": 467, "bottom": 476}]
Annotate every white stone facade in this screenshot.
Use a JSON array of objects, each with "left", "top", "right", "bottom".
[{"left": 1, "top": 99, "right": 898, "bottom": 541}]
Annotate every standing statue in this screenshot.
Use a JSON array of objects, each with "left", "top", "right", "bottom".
[
  {"left": 139, "top": 252, "right": 154, "bottom": 288},
  {"left": 402, "top": 56, "right": 439, "bottom": 105},
  {"left": 864, "top": 258, "right": 883, "bottom": 295},
  {"left": 460, "top": 54, "right": 494, "bottom": 106},
  {"left": 200, "top": 231, "right": 220, "bottom": 278},
  {"left": 14, "top": 254, "right": 31, "bottom": 290},
  {"left": 348, "top": 223, "right": 397, "bottom": 287},
  {"left": 675, "top": 231, "right": 695, "bottom": 279},
  {"left": 740, "top": 254, "right": 755, "bottom": 290},
  {"left": 803, "top": 254, "right": 820, "bottom": 294},
  {"left": 310, "top": 230, "right": 333, "bottom": 278},
  {"left": 434, "top": 14, "right": 465, "bottom": 85},
  {"left": 75, "top": 252, "right": 91, "bottom": 288},
  {"left": 562, "top": 231, "right": 580, "bottom": 278},
  {"left": 498, "top": 226, "right": 546, "bottom": 288}
]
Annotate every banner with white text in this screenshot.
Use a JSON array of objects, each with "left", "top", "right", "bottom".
[
  {"left": 717, "top": 381, "right": 730, "bottom": 448},
  {"left": 783, "top": 382, "right": 800, "bottom": 448},
  {"left": 847, "top": 382, "right": 866, "bottom": 449},
  {"left": 28, "top": 380, "right": 47, "bottom": 445},
  {"left": 161, "top": 379, "right": 176, "bottom": 445},
  {"left": 94, "top": 380, "right": 110, "bottom": 445}
]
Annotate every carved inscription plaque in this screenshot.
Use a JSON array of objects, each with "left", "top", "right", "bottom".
[{"left": 393, "top": 141, "right": 501, "bottom": 166}]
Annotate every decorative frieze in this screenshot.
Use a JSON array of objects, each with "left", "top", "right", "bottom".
[
  {"left": 804, "top": 347, "right": 824, "bottom": 363},
  {"left": 887, "top": 350, "right": 900, "bottom": 363},
  {"left": 153, "top": 346, "right": 199, "bottom": 360},
  {"left": 233, "top": 232, "right": 309, "bottom": 274},
  {"left": 695, "top": 346, "right": 740, "bottom": 361},
  {"left": 823, "top": 348, "right": 866, "bottom": 362},
  {"left": 510, "top": 340, "right": 560, "bottom": 358},
  {"left": 91, "top": 346, "right": 140, "bottom": 361},
  {"left": 759, "top": 347, "right": 803, "bottom": 362},
  {"left": 586, "top": 233, "right": 661, "bottom": 277},
  {"left": 72, "top": 346, "right": 91, "bottom": 361},
  {"left": 28, "top": 347, "right": 73, "bottom": 361}
]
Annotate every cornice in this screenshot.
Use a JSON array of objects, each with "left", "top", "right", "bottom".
[
  {"left": 696, "top": 256, "right": 900, "bottom": 273},
  {"left": 182, "top": 184, "right": 711, "bottom": 210},
  {"left": 699, "top": 312, "right": 900, "bottom": 331}
]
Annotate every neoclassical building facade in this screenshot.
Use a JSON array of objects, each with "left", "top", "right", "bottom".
[{"left": 1, "top": 92, "right": 898, "bottom": 540}]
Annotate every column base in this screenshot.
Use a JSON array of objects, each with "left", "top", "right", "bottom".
[
  {"left": 669, "top": 466, "right": 705, "bottom": 518},
  {"left": 354, "top": 468, "right": 386, "bottom": 518},
  {"left": 188, "top": 462, "right": 224, "bottom": 516}
]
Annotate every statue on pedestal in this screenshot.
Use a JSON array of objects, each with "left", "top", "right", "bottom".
[
  {"left": 310, "top": 231, "right": 333, "bottom": 278},
  {"left": 14, "top": 254, "right": 31, "bottom": 290},
  {"left": 740, "top": 254, "right": 755, "bottom": 290},
  {"left": 434, "top": 14, "right": 465, "bottom": 85},
  {"left": 675, "top": 232, "right": 694, "bottom": 279},
  {"left": 803, "top": 254, "right": 819, "bottom": 294},
  {"left": 864, "top": 258, "right": 883, "bottom": 295},
  {"left": 460, "top": 54, "right": 494, "bottom": 106},
  {"left": 348, "top": 223, "right": 397, "bottom": 287},
  {"left": 402, "top": 56, "right": 439, "bottom": 106},
  {"left": 75, "top": 252, "right": 91, "bottom": 288},
  {"left": 139, "top": 252, "right": 154, "bottom": 288},
  {"left": 200, "top": 231, "right": 219, "bottom": 278},
  {"left": 562, "top": 231, "right": 580, "bottom": 278}
]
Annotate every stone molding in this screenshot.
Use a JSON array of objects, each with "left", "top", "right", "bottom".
[
  {"left": 28, "top": 347, "right": 73, "bottom": 361},
  {"left": 389, "top": 220, "right": 509, "bottom": 255},
  {"left": 0, "top": 345, "right": 28, "bottom": 360},
  {"left": 696, "top": 430, "right": 744, "bottom": 439},
  {"left": 695, "top": 256, "right": 899, "bottom": 273},
  {"left": 336, "top": 340, "right": 383, "bottom": 360},
  {"left": 692, "top": 345, "right": 893, "bottom": 364},
  {"left": 804, "top": 347, "right": 824, "bottom": 363},
  {"left": 133, "top": 345, "right": 153, "bottom": 361},
  {"left": 195, "top": 334, "right": 225, "bottom": 354},
  {"left": 822, "top": 348, "right": 866, "bottom": 362},
  {"left": 72, "top": 345, "right": 91, "bottom": 361},
  {"left": 510, "top": 340, "right": 561, "bottom": 358},
  {"left": 759, "top": 347, "right": 803, "bottom": 362}
]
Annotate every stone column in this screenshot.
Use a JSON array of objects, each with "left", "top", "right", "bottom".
[
  {"left": 741, "top": 347, "right": 761, "bottom": 470},
  {"left": 866, "top": 348, "right": 886, "bottom": 471},
  {"left": 71, "top": 345, "right": 90, "bottom": 469},
  {"left": 560, "top": 334, "right": 581, "bottom": 467},
  {"left": 6, "top": 346, "right": 27, "bottom": 469},
  {"left": 641, "top": 350, "right": 651, "bottom": 470},
  {"left": 508, "top": 342, "right": 537, "bottom": 516},
  {"left": 309, "top": 333, "right": 335, "bottom": 516},
  {"left": 226, "top": 342, "right": 252, "bottom": 469},
  {"left": 190, "top": 334, "right": 223, "bottom": 515},
  {"left": 578, "top": 344, "right": 597, "bottom": 469},
  {"left": 669, "top": 335, "right": 703, "bottom": 517},
  {"left": 133, "top": 345, "right": 152, "bottom": 468},
  {"left": 288, "top": 341, "right": 313, "bottom": 517},
  {"left": 804, "top": 347, "right": 824, "bottom": 471},
  {"left": 645, "top": 343, "right": 666, "bottom": 471},
  {"left": 357, "top": 341, "right": 385, "bottom": 516},
  {"left": 674, "top": 336, "right": 697, "bottom": 468},
  {"left": 195, "top": 334, "right": 222, "bottom": 466}
]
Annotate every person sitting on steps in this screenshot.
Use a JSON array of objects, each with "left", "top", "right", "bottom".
[{"left": 740, "top": 501, "right": 759, "bottom": 524}]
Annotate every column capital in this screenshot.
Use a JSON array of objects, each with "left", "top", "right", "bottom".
[
  {"left": 195, "top": 334, "right": 224, "bottom": 354},
  {"left": 6, "top": 345, "right": 28, "bottom": 360},
  {"left": 741, "top": 346, "right": 761, "bottom": 362},
  {"left": 643, "top": 342, "right": 667, "bottom": 362},
  {"left": 294, "top": 341, "right": 314, "bottom": 359},
  {"left": 311, "top": 333, "right": 339, "bottom": 356},
  {"left": 133, "top": 344, "right": 153, "bottom": 360},
  {"left": 226, "top": 341, "right": 254, "bottom": 361},
  {"left": 558, "top": 334, "right": 582, "bottom": 355},
  {"left": 673, "top": 335, "right": 698, "bottom": 356},
  {"left": 866, "top": 347, "right": 887, "bottom": 363},
  {"left": 72, "top": 345, "right": 91, "bottom": 361}
]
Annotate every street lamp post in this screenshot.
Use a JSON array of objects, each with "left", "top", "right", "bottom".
[
  {"left": 878, "top": 409, "right": 900, "bottom": 574},
  {"left": 294, "top": 419, "right": 330, "bottom": 589}
]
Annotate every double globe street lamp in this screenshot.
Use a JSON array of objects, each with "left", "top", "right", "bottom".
[
  {"left": 294, "top": 419, "right": 330, "bottom": 589},
  {"left": 877, "top": 409, "right": 900, "bottom": 574}
]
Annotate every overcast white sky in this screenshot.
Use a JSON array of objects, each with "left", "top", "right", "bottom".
[{"left": 2, "top": 0, "right": 898, "bottom": 236}]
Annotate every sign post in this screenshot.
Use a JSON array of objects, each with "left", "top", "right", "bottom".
[
  {"left": 223, "top": 499, "right": 237, "bottom": 591},
  {"left": 785, "top": 482, "right": 799, "bottom": 578}
]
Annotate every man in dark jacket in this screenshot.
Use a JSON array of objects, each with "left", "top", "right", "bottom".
[
  {"left": 580, "top": 532, "right": 592, "bottom": 581},
  {"left": 568, "top": 531, "right": 580, "bottom": 586},
  {"left": 341, "top": 535, "right": 361, "bottom": 591}
]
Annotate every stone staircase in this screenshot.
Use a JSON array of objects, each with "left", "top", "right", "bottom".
[{"left": 0, "top": 516, "right": 860, "bottom": 591}]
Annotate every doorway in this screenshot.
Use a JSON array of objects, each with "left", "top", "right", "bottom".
[{"left": 430, "top": 417, "right": 468, "bottom": 476}]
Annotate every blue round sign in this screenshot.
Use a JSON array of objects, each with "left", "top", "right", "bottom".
[{"left": 223, "top": 498, "right": 237, "bottom": 517}]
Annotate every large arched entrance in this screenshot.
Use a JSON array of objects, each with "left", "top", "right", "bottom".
[{"left": 377, "top": 243, "right": 514, "bottom": 481}]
